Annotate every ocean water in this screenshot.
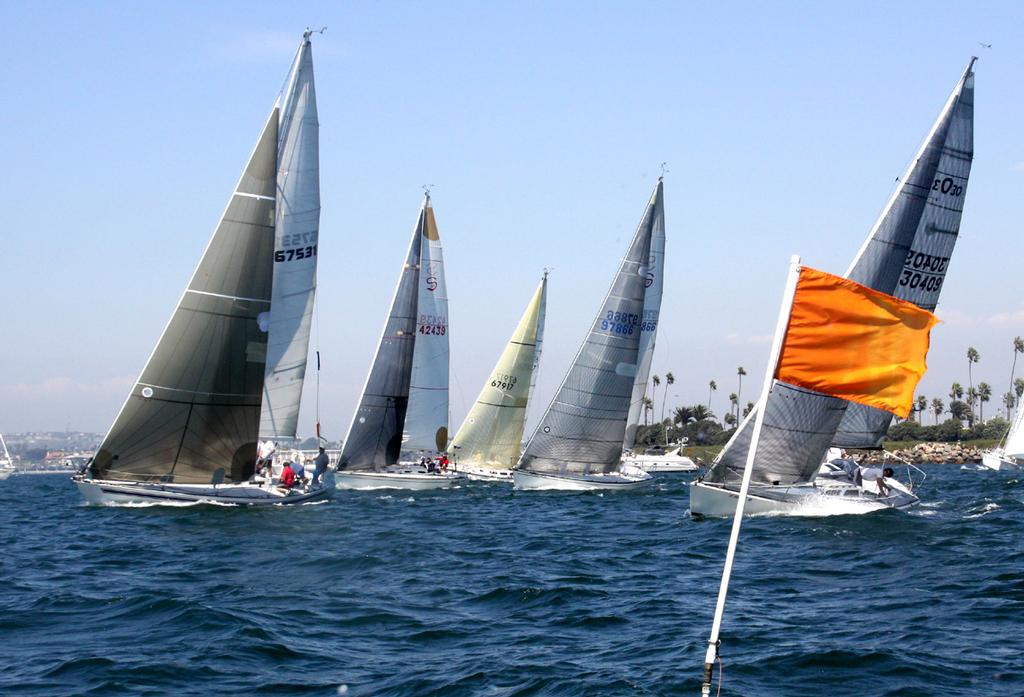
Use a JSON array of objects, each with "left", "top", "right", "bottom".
[{"left": 1, "top": 467, "right": 1022, "bottom": 696}]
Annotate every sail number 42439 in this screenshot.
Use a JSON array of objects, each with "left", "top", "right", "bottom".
[{"left": 274, "top": 245, "right": 318, "bottom": 262}]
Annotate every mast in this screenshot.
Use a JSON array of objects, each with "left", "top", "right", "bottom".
[
  {"left": 701, "top": 255, "right": 802, "bottom": 696},
  {"left": 260, "top": 32, "right": 321, "bottom": 440}
]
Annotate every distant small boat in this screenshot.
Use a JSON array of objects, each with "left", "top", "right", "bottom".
[
  {"left": 75, "top": 33, "right": 330, "bottom": 506},
  {"left": 622, "top": 446, "right": 698, "bottom": 473},
  {"left": 335, "top": 193, "right": 460, "bottom": 490},
  {"left": 513, "top": 179, "right": 665, "bottom": 491},
  {"left": 0, "top": 433, "right": 14, "bottom": 481},
  {"left": 981, "top": 406, "right": 1024, "bottom": 470},
  {"left": 450, "top": 273, "right": 547, "bottom": 482}
]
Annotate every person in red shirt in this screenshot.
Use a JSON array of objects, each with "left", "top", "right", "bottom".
[{"left": 279, "top": 462, "right": 297, "bottom": 489}]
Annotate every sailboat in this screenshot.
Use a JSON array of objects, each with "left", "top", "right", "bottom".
[
  {"left": 981, "top": 405, "right": 1024, "bottom": 470},
  {"left": 449, "top": 273, "right": 548, "bottom": 481},
  {"left": 0, "top": 433, "right": 14, "bottom": 481},
  {"left": 75, "top": 32, "right": 329, "bottom": 506},
  {"left": 513, "top": 179, "right": 665, "bottom": 491},
  {"left": 690, "top": 58, "right": 975, "bottom": 516},
  {"left": 334, "top": 193, "right": 459, "bottom": 490}
]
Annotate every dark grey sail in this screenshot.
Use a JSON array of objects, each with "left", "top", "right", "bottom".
[
  {"left": 833, "top": 58, "right": 975, "bottom": 448},
  {"left": 338, "top": 202, "right": 426, "bottom": 469},
  {"left": 518, "top": 198, "right": 654, "bottom": 475},
  {"left": 702, "top": 383, "right": 847, "bottom": 485},
  {"left": 91, "top": 109, "right": 279, "bottom": 484}
]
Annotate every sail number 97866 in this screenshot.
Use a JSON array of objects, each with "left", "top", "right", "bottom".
[
  {"left": 274, "top": 245, "right": 318, "bottom": 263},
  {"left": 601, "top": 311, "right": 639, "bottom": 335}
]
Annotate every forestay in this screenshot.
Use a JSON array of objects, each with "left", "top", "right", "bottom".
[
  {"left": 518, "top": 194, "right": 654, "bottom": 475},
  {"left": 260, "top": 35, "right": 321, "bottom": 439},
  {"left": 91, "top": 110, "right": 280, "bottom": 484},
  {"left": 338, "top": 202, "right": 426, "bottom": 470},
  {"left": 834, "top": 58, "right": 975, "bottom": 448},
  {"left": 623, "top": 179, "right": 666, "bottom": 450},
  {"left": 402, "top": 200, "right": 450, "bottom": 455},
  {"left": 451, "top": 275, "right": 547, "bottom": 468}
]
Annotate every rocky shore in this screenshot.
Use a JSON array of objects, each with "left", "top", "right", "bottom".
[{"left": 851, "top": 442, "right": 986, "bottom": 465}]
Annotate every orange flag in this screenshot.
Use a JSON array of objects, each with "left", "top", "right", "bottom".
[{"left": 775, "top": 266, "right": 939, "bottom": 418}]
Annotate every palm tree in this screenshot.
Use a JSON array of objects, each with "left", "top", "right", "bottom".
[
  {"left": 662, "top": 372, "right": 674, "bottom": 443},
  {"left": 946, "top": 380, "right": 962, "bottom": 403},
  {"left": 1011, "top": 336, "right": 1024, "bottom": 396},
  {"left": 916, "top": 395, "right": 927, "bottom": 423},
  {"left": 736, "top": 366, "right": 747, "bottom": 417},
  {"left": 931, "top": 397, "right": 944, "bottom": 424},
  {"left": 651, "top": 374, "right": 661, "bottom": 422},
  {"left": 743, "top": 401, "right": 754, "bottom": 417},
  {"left": 1004, "top": 392, "right": 1016, "bottom": 420},
  {"left": 967, "top": 346, "right": 980, "bottom": 397},
  {"left": 978, "top": 382, "right": 992, "bottom": 422},
  {"left": 673, "top": 405, "right": 695, "bottom": 426},
  {"left": 691, "top": 404, "right": 712, "bottom": 422},
  {"left": 728, "top": 392, "right": 739, "bottom": 423},
  {"left": 949, "top": 400, "right": 970, "bottom": 424},
  {"left": 1016, "top": 378, "right": 1024, "bottom": 407},
  {"left": 642, "top": 396, "right": 654, "bottom": 426},
  {"left": 723, "top": 412, "right": 737, "bottom": 428},
  {"left": 966, "top": 386, "right": 978, "bottom": 426},
  {"left": 708, "top": 379, "right": 717, "bottom": 412}
]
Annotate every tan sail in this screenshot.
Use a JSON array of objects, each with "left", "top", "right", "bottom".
[{"left": 451, "top": 275, "right": 547, "bottom": 468}]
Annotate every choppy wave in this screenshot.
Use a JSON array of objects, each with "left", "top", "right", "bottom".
[{"left": 0, "top": 466, "right": 1021, "bottom": 696}]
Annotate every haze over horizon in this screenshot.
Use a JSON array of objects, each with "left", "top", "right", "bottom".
[{"left": 3, "top": 1, "right": 1024, "bottom": 436}]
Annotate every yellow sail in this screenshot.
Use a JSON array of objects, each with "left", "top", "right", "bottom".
[{"left": 451, "top": 275, "right": 547, "bottom": 468}]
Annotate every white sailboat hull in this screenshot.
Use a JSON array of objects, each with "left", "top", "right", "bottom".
[
  {"left": 333, "top": 468, "right": 461, "bottom": 490},
  {"left": 689, "top": 479, "right": 917, "bottom": 517},
  {"left": 513, "top": 469, "right": 653, "bottom": 491},
  {"left": 0, "top": 469, "right": 13, "bottom": 481},
  {"left": 74, "top": 477, "right": 332, "bottom": 506},
  {"left": 980, "top": 450, "right": 1022, "bottom": 471}
]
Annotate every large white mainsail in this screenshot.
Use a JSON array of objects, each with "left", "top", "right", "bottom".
[
  {"left": 259, "top": 33, "right": 321, "bottom": 439},
  {"left": 1004, "top": 405, "right": 1024, "bottom": 460},
  {"left": 623, "top": 178, "right": 666, "bottom": 450},
  {"left": 450, "top": 274, "right": 547, "bottom": 469},
  {"left": 703, "top": 58, "right": 976, "bottom": 488},
  {"left": 401, "top": 197, "right": 450, "bottom": 456},
  {"left": 517, "top": 190, "right": 655, "bottom": 479},
  {"left": 834, "top": 57, "right": 975, "bottom": 448}
]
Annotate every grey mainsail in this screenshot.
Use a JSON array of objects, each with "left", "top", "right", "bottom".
[
  {"left": 91, "top": 110, "right": 279, "bottom": 484},
  {"left": 518, "top": 194, "right": 654, "bottom": 475},
  {"left": 259, "top": 35, "right": 321, "bottom": 439},
  {"left": 624, "top": 179, "right": 666, "bottom": 449},
  {"left": 833, "top": 58, "right": 975, "bottom": 448},
  {"left": 338, "top": 199, "right": 427, "bottom": 469}
]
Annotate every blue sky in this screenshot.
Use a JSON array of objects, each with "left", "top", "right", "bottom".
[{"left": 3, "top": 1, "right": 1024, "bottom": 434}]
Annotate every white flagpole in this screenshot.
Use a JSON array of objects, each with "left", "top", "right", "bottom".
[{"left": 701, "top": 254, "right": 802, "bottom": 695}]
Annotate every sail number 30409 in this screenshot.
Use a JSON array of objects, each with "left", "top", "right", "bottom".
[{"left": 274, "top": 245, "right": 318, "bottom": 262}]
